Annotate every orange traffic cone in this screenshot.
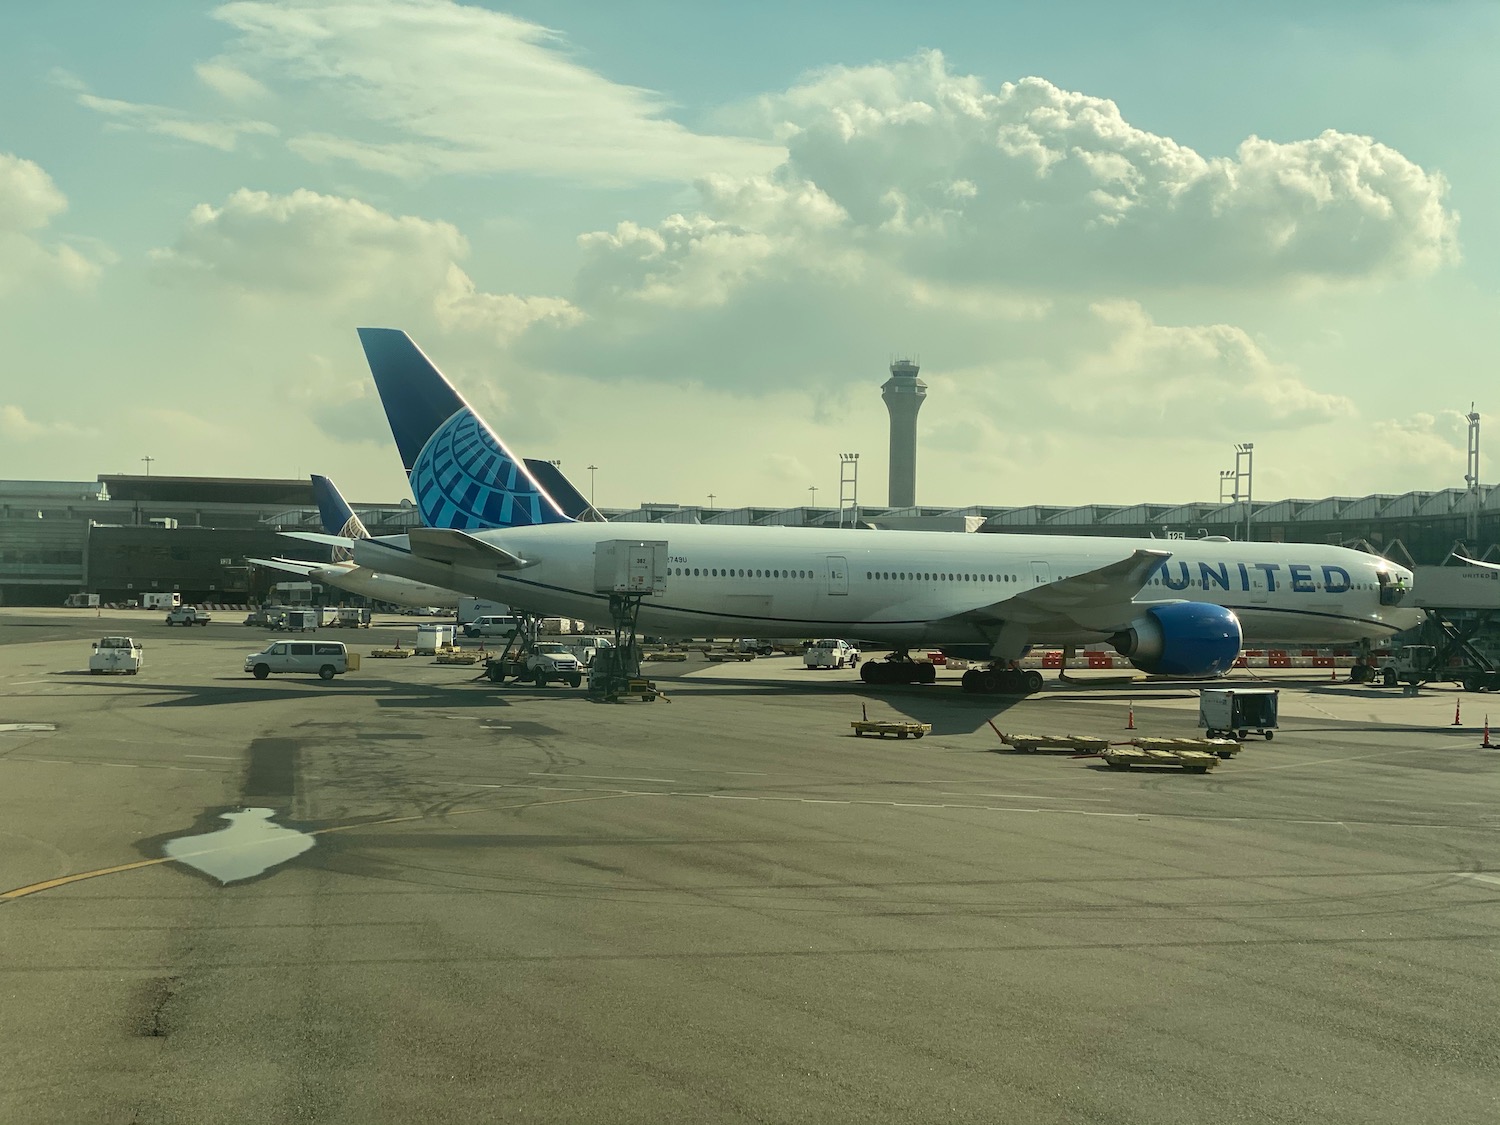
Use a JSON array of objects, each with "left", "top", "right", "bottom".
[
  {"left": 1453, "top": 698, "right": 1462, "bottom": 727},
  {"left": 1329, "top": 663, "right": 1337, "bottom": 681},
  {"left": 1483, "top": 716, "right": 1494, "bottom": 749},
  {"left": 1126, "top": 701, "right": 1135, "bottom": 730}
]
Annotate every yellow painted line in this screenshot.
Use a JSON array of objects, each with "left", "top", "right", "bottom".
[{"left": 0, "top": 792, "right": 634, "bottom": 904}]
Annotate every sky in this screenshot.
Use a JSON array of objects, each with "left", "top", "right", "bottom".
[{"left": 1, "top": 0, "right": 1496, "bottom": 511}]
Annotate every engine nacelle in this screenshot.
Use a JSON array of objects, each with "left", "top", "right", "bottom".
[{"left": 1110, "top": 602, "right": 1242, "bottom": 677}]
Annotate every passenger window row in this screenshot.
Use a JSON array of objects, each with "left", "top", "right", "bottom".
[
  {"left": 867, "top": 571, "right": 1020, "bottom": 583},
  {"left": 671, "top": 567, "right": 814, "bottom": 579}
]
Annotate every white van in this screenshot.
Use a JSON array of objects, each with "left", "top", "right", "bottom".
[
  {"left": 244, "top": 640, "right": 350, "bottom": 680},
  {"left": 463, "top": 614, "right": 524, "bottom": 639}
]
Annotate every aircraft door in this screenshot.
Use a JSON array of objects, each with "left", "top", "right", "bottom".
[
  {"left": 826, "top": 556, "right": 848, "bottom": 596},
  {"left": 1030, "top": 561, "right": 1051, "bottom": 586}
]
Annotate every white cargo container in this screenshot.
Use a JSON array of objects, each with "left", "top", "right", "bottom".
[
  {"left": 593, "top": 540, "right": 668, "bottom": 596},
  {"left": 415, "top": 623, "right": 457, "bottom": 654},
  {"left": 1199, "top": 687, "right": 1278, "bottom": 741}
]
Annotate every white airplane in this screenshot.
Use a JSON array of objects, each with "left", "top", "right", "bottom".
[
  {"left": 252, "top": 474, "right": 461, "bottom": 609},
  {"left": 346, "top": 328, "right": 1423, "bottom": 693}
]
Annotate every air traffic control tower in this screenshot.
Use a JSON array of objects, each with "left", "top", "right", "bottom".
[{"left": 881, "top": 358, "right": 926, "bottom": 508}]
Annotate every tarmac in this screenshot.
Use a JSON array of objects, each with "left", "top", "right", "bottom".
[{"left": 2, "top": 607, "right": 1498, "bottom": 1124}]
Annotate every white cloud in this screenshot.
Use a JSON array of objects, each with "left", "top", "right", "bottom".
[
  {"left": 211, "top": 0, "right": 783, "bottom": 183},
  {"left": 194, "top": 60, "right": 271, "bottom": 103},
  {"left": 0, "top": 153, "right": 106, "bottom": 295},
  {"left": 77, "top": 92, "right": 277, "bottom": 152},
  {"left": 728, "top": 53, "right": 1459, "bottom": 289},
  {"left": 148, "top": 188, "right": 580, "bottom": 344},
  {"left": 0, "top": 404, "right": 94, "bottom": 442}
]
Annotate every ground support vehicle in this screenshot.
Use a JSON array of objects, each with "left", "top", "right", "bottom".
[
  {"left": 805, "top": 639, "right": 861, "bottom": 670},
  {"left": 734, "top": 639, "right": 775, "bottom": 656},
  {"left": 328, "top": 608, "right": 371, "bottom": 628},
  {"left": 140, "top": 592, "right": 180, "bottom": 610},
  {"left": 705, "top": 649, "right": 756, "bottom": 662},
  {"left": 1101, "top": 742, "right": 1221, "bottom": 772},
  {"left": 244, "top": 640, "right": 350, "bottom": 680},
  {"left": 270, "top": 609, "right": 319, "bottom": 632},
  {"left": 64, "top": 593, "right": 100, "bottom": 609},
  {"left": 165, "top": 606, "right": 211, "bottom": 626},
  {"left": 995, "top": 733, "right": 1111, "bottom": 754},
  {"left": 1361, "top": 620, "right": 1500, "bottom": 692},
  {"left": 850, "top": 719, "right": 930, "bottom": 739},
  {"left": 1199, "top": 687, "right": 1278, "bottom": 741},
  {"left": 522, "top": 643, "right": 583, "bottom": 687},
  {"left": 90, "top": 636, "right": 143, "bottom": 675}
]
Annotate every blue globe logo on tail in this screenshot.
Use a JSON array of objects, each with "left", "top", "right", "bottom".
[{"left": 409, "top": 408, "right": 569, "bottom": 530}]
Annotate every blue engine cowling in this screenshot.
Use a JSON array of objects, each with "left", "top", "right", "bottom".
[{"left": 1110, "top": 602, "right": 1242, "bottom": 677}]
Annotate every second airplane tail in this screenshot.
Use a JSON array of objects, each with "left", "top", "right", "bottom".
[
  {"left": 312, "top": 474, "right": 370, "bottom": 540},
  {"left": 357, "top": 327, "right": 572, "bottom": 531}
]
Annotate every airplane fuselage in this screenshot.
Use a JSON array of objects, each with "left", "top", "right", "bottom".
[
  {"left": 354, "top": 524, "right": 1418, "bottom": 650},
  {"left": 309, "top": 562, "right": 459, "bottom": 609}
]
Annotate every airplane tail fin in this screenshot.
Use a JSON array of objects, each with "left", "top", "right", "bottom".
[
  {"left": 311, "top": 475, "right": 370, "bottom": 540},
  {"left": 356, "top": 328, "right": 572, "bottom": 530}
]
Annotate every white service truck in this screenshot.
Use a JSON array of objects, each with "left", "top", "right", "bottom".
[
  {"left": 804, "top": 639, "right": 861, "bottom": 669},
  {"left": 90, "top": 636, "right": 144, "bottom": 675},
  {"left": 141, "top": 592, "right": 181, "bottom": 610},
  {"left": 165, "top": 606, "right": 212, "bottom": 626}
]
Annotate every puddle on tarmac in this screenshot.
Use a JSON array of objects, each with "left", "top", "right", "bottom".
[{"left": 163, "top": 808, "right": 315, "bottom": 884}]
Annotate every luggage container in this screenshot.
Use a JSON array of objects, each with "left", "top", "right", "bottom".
[{"left": 1199, "top": 687, "right": 1279, "bottom": 741}]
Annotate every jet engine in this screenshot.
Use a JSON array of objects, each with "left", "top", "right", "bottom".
[{"left": 1110, "top": 602, "right": 1242, "bottom": 677}]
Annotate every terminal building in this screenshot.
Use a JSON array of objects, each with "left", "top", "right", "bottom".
[{"left": 2, "top": 472, "right": 1497, "bottom": 607}]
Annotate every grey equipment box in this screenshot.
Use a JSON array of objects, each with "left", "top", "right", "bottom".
[
  {"left": 1198, "top": 687, "right": 1279, "bottom": 741},
  {"left": 593, "top": 540, "right": 668, "bottom": 596}
]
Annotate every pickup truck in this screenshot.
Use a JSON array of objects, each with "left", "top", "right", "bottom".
[
  {"left": 90, "top": 636, "right": 144, "bottom": 675},
  {"left": 524, "top": 642, "right": 584, "bottom": 688},
  {"left": 165, "top": 606, "right": 212, "bottom": 626}
]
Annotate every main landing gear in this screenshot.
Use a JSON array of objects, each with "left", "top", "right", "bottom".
[
  {"left": 860, "top": 653, "right": 937, "bottom": 685},
  {"left": 960, "top": 665, "right": 1044, "bottom": 696}
]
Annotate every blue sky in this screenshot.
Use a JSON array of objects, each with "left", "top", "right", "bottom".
[{"left": 1, "top": 1, "right": 1495, "bottom": 509}]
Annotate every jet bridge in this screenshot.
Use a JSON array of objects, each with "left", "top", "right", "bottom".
[{"left": 1405, "top": 564, "right": 1500, "bottom": 691}]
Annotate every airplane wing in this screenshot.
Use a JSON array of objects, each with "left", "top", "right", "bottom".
[
  {"left": 407, "top": 527, "right": 531, "bottom": 570},
  {"left": 932, "top": 548, "right": 1170, "bottom": 654},
  {"left": 247, "top": 557, "right": 323, "bottom": 577}
]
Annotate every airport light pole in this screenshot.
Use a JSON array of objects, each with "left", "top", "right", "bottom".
[
  {"left": 808, "top": 485, "right": 818, "bottom": 509},
  {"left": 141, "top": 455, "right": 154, "bottom": 477},
  {"left": 1235, "top": 443, "right": 1254, "bottom": 541},
  {"left": 1219, "top": 469, "right": 1235, "bottom": 505},
  {"left": 588, "top": 464, "right": 598, "bottom": 507},
  {"left": 707, "top": 493, "right": 716, "bottom": 508}
]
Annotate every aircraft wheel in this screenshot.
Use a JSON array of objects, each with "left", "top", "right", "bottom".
[
  {"left": 860, "top": 661, "right": 880, "bottom": 685},
  {"left": 920, "top": 663, "right": 937, "bottom": 685},
  {"left": 1382, "top": 668, "right": 1397, "bottom": 688},
  {"left": 1022, "top": 670, "right": 1044, "bottom": 693},
  {"left": 980, "top": 670, "right": 1001, "bottom": 694}
]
